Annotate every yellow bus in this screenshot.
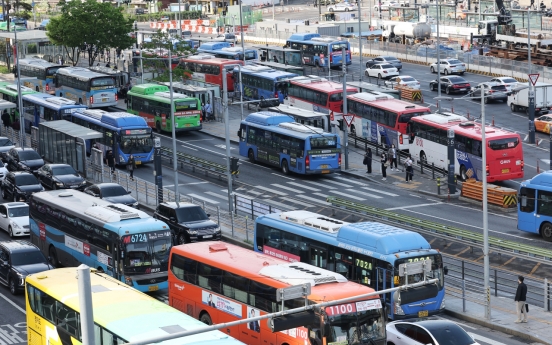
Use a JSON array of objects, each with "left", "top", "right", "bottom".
[{"left": 25, "top": 267, "right": 247, "bottom": 345}]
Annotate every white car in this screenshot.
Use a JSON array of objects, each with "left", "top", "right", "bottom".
[
  {"left": 0, "top": 163, "right": 7, "bottom": 182},
  {"left": 387, "top": 319, "right": 480, "bottom": 345},
  {"left": 0, "top": 202, "right": 29, "bottom": 237},
  {"left": 374, "top": 1, "right": 398, "bottom": 11},
  {"left": 429, "top": 58, "right": 466, "bottom": 75},
  {"left": 489, "top": 76, "right": 519, "bottom": 92},
  {"left": 327, "top": 2, "right": 357, "bottom": 11},
  {"left": 385, "top": 76, "right": 420, "bottom": 89},
  {"left": 365, "top": 63, "right": 399, "bottom": 79}
]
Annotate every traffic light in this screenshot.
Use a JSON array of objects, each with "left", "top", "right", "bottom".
[
  {"left": 230, "top": 157, "right": 239, "bottom": 177},
  {"left": 222, "top": 10, "right": 227, "bottom": 15},
  {"left": 337, "top": 119, "right": 344, "bottom": 131}
]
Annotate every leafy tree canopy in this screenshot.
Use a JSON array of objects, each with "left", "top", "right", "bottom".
[{"left": 46, "top": 0, "right": 135, "bottom": 66}]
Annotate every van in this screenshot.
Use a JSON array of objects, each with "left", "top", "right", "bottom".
[{"left": 181, "top": 30, "right": 192, "bottom": 38}]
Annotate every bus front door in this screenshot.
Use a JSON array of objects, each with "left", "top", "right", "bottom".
[
  {"left": 376, "top": 267, "right": 393, "bottom": 318},
  {"left": 309, "top": 246, "right": 328, "bottom": 269}
]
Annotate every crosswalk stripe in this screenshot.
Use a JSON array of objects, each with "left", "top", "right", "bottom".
[
  {"left": 333, "top": 176, "right": 366, "bottom": 186},
  {"left": 265, "top": 197, "right": 314, "bottom": 209},
  {"left": 253, "top": 185, "right": 288, "bottom": 196},
  {"left": 346, "top": 189, "right": 382, "bottom": 199},
  {"left": 188, "top": 193, "right": 220, "bottom": 204},
  {"left": 328, "top": 190, "right": 366, "bottom": 201},
  {"left": 271, "top": 184, "right": 304, "bottom": 193},
  {"left": 361, "top": 187, "right": 399, "bottom": 197},
  {"left": 304, "top": 181, "right": 337, "bottom": 189},
  {"left": 287, "top": 182, "right": 321, "bottom": 192},
  {"left": 467, "top": 332, "right": 505, "bottom": 345},
  {"left": 324, "top": 180, "right": 353, "bottom": 188},
  {"left": 297, "top": 194, "right": 331, "bottom": 206},
  {"left": 205, "top": 192, "right": 230, "bottom": 200}
]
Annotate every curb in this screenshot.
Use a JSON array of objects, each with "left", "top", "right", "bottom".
[
  {"left": 443, "top": 309, "right": 552, "bottom": 345},
  {"left": 419, "top": 189, "right": 461, "bottom": 199}
]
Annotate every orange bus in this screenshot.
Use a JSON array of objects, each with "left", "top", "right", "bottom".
[{"left": 168, "top": 241, "right": 386, "bottom": 345}]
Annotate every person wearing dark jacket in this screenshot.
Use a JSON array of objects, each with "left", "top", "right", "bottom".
[
  {"left": 363, "top": 148, "right": 372, "bottom": 174},
  {"left": 127, "top": 154, "right": 136, "bottom": 179},
  {"left": 1, "top": 110, "right": 10, "bottom": 128},
  {"left": 106, "top": 150, "right": 115, "bottom": 173},
  {"left": 514, "top": 275, "right": 528, "bottom": 323}
]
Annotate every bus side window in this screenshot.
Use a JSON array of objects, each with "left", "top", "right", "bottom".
[
  {"left": 537, "top": 190, "right": 552, "bottom": 216},
  {"left": 519, "top": 187, "right": 535, "bottom": 213}
]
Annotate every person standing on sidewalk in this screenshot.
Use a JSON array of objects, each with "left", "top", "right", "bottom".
[
  {"left": 380, "top": 152, "right": 388, "bottom": 181},
  {"left": 515, "top": 275, "right": 528, "bottom": 323},
  {"left": 204, "top": 102, "right": 213, "bottom": 122},
  {"left": 127, "top": 154, "right": 136, "bottom": 180},
  {"left": 106, "top": 150, "right": 115, "bottom": 174},
  {"left": 405, "top": 154, "right": 413, "bottom": 183},
  {"left": 388, "top": 144, "right": 398, "bottom": 171},
  {"left": 363, "top": 148, "right": 372, "bottom": 174}
]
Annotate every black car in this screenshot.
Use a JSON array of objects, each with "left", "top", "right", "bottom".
[
  {"left": 84, "top": 183, "right": 138, "bottom": 208},
  {"left": 429, "top": 76, "right": 471, "bottom": 94},
  {"left": 5, "top": 147, "right": 44, "bottom": 174},
  {"left": 0, "top": 240, "right": 52, "bottom": 294},
  {"left": 154, "top": 202, "right": 221, "bottom": 245},
  {"left": 467, "top": 82, "right": 508, "bottom": 103},
  {"left": 1, "top": 172, "right": 44, "bottom": 202},
  {"left": 37, "top": 164, "right": 87, "bottom": 190}
]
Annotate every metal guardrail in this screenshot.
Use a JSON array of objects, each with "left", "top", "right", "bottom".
[
  {"left": 326, "top": 196, "right": 552, "bottom": 262},
  {"left": 158, "top": 146, "right": 228, "bottom": 180}
]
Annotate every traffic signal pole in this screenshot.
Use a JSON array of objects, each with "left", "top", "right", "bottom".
[{"left": 342, "top": 48, "right": 349, "bottom": 170}]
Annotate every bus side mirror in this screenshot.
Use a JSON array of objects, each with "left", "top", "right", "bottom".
[{"left": 443, "top": 266, "right": 449, "bottom": 275}]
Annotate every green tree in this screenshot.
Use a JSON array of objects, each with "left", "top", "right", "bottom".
[
  {"left": 46, "top": 0, "right": 135, "bottom": 66},
  {"left": 141, "top": 30, "right": 195, "bottom": 82}
]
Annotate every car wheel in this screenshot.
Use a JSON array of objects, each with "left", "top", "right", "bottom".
[
  {"left": 1, "top": 188, "right": 6, "bottom": 200},
  {"left": 200, "top": 313, "right": 213, "bottom": 325},
  {"left": 430, "top": 66, "right": 435, "bottom": 73},
  {"left": 329, "top": 8, "right": 334, "bottom": 11},
  {"left": 541, "top": 222, "right": 552, "bottom": 241},
  {"left": 444, "top": 69, "right": 449, "bottom": 75},
  {"left": 446, "top": 87, "right": 451, "bottom": 95},
  {"left": 8, "top": 277, "right": 17, "bottom": 295},
  {"left": 281, "top": 159, "right": 290, "bottom": 175},
  {"left": 430, "top": 83, "right": 436, "bottom": 91},
  {"left": 510, "top": 103, "right": 517, "bottom": 112},
  {"left": 8, "top": 226, "right": 14, "bottom": 238},
  {"left": 378, "top": 73, "right": 382, "bottom": 79},
  {"left": 365, "top": 70, "right": 369, "bottom": 77},
  {"left": 177, "top": 233, "right": 188, "bottom": 245},
  {"left": 460, "top": 165, "right": 468, "bottom": 181},
  {"left": 345, "top": 7, "right": 349, "bottom": 11},
  {"left": 366, "top": 62, "right": 370, "bottom": 68},
  {"left": 460, "top": 72, "right": 465, "bottom": 75},
  {"left": 49, "top": 246, "right": 58, "bottom": 267},
  {"left": 350, "top": 125, "right": 356, "bottom": 137},
  {"left": 484, "top": 96, "right": 489, "bottom": 104}
]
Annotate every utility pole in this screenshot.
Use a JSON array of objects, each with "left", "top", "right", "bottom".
[
  {"left": 238, "top": 0, "right": 245, "bottom": 63},
  {"left": 481, "top": 85, "right": 490, "bottom": 321},
  {"left": 222, "top": 69, "right": 233, "bottom": 212},
  {"left": 342, "top": 48, "right": 348, "bottom": 169},
  {"left": 168, "top": 50, "right": 180, "bottom": 202},
  {"left": 178, "top": 0, "right": 182, "bottom": 38},
  {"left": 527, "top": 8, "right": 535, "bottom": 144},
  {"left": 14, "top": 28, "right": 23, "bottom": 147},
  {"left": 358, "top": 0, "right": 363, "bottom": 81},
  {"left": 436, "top": 3, "right": 441, "bottom": 112}
]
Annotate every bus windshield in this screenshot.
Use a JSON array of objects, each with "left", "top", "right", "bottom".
[
  {"left": 120, "top": 134, "right": 154, "bottom": 155},
  {"left": 90, "top": 77, "right": 115, "bottom": 88},
  {"left": 395, "top": 254, "right": 444, "bottom": 288},
  {"left": 326, "top": 306, "right": 385, "bottom": 345},
  {"left": 123, "top": 231, "right": 171, "bottom": 268},
  {"left": 310, "top": 136, "right": 337, "bottom": 149}
]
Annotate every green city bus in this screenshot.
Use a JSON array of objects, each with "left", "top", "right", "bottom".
[
  {"left": 0, "top": 82, "right": 38, "bottom": 126},
  {"left": 127, "top": 83, "right": 202, "bottom": 133}
]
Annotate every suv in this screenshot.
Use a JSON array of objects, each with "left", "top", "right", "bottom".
[
  {"left": 0, "top": 240, "right": 52, "bottom": 294},
  {"left": 1, "top": 172, "right": 44, "bottom": 202},
  {"left": 5, "top": 147, "right": 44, "bottom": 174},
  {"left": 214, "top": 33, "right": 236, "bottom": 45},
  {"left": 154, "top": 202, "right": 221, "bottom": 245}
]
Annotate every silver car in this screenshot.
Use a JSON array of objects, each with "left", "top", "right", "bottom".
[
  {"left": 489, "top": 77, "right": 519, "bottom": 92},
  {"left": 385, "top": 76, "right": 420, "bottom": 89},
  {"left": 366, "top": 56, "right": 402, "bottom": 71},
  {"left": 429, "top": 58, "right": 466, "bottom": 75}
]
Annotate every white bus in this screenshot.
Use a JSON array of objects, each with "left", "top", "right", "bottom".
[{"left": 54, "top": 67, "right": 118, "bottom": 108}]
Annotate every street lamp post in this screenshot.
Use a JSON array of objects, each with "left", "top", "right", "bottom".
[
  {"left": 14, "top": 28, "right": 24, "bottom": 148},
  {"left": 238, "top": 0, "right": 245, "bottom": 63},
  {"left": 178, "top": 0, "right": 182, "bottom": 38}
]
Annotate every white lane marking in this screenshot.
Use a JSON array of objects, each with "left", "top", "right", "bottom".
[
  {"left": 181, "top": 144, "right": 198, "bottom": 151},
  {"left": 272, "top": 173, "right": 295, "bottom": 180},
  {"left": 205, "top": 192, "right": 230, "bottom": 200},
  {"left": 0, "top": 291, "right": 26, "bottom": 313},
  {"left": 287, "top": 182, "right": 321, "bottom": 192},
  {"left": 304, "top": 181, "right": 337, "bottom": 189},
  {"left": 385, "top": 202, "right": 443, "bottom": 211},
  {"left": 265, "top": 197, "right": 314, "bottom": 209},
  {"left": 467, "top": 332, "right": 506, "bottom": 345},
  {"left": 214, "top": 144, "right": 235, "bottom": 150},
  {"left": 179, "top": 182, "right": 209, "bottom": 185},
  {"left": 346, "top": 189, "right": 382, "bottom": 199},
  {"left": 297, "top": 194, "right": 331, "bottom": 206},
  {"left": 330, "top": 190, "right": 366, "bottom": 201},
  {"left": 333, "top": 176, "right": 366, "bottom": 185},
  {"left": 361, "top": 187, "right": 399, "bottom": 196},
  {"left": 181, "top": 142, "right": 225, "bottom": 155},
  {"left": 324, "top": 180, "right": 353, "bottom": 188},
  {"left": 188, "top": 193, "right": 220, "bottom": 204},
  {"left": 253, "top": 185, "right": 288, "bottom": 196},
  {"left": 271, "top": 184, "right": 304, "bottom": 193}
]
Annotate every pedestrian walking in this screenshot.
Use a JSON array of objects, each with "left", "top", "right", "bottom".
[
  {"left": 1, "top": 110, "right": 11, "bottom": 129},
  {"left": 388, "top": 144, "right": 398, "bottom": 171},
  {"left": 201, "top": 103, "right": 206, "bottom": 122},
  {"left": 363, "top": 148, "right": 372, "bottom": 174},
  {"left": 204, "top": 101, "right": 213, "bottom": 122},
  {"left": 106, "top": 150, "right": 115, "bottom": 173},
  {"left": 127, "top": 154, "right": 136, "bottom": 180},
  {"left": 380, "top": 152, "right": 388, "bottom": 181},
  {"left": 405, "top": 154, "right": 413, "bottom": 183},
  {"left": 515, "top": 276, "right": 528, "bottom": 323}
]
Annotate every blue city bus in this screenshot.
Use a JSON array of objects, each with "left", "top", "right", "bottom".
[
  {"left": 518, "top": 171, "right": 552, "bottom": 241},
  {"left": 70, "top": 109, "right": 154, "bottom": 165},
  {"left": 238, "top": 112, "right": 341, "bottom": 174},
  {"left": 234, "top": 65, "right": 298, "bottom": 107},
  {"left": 17, "top": 59, "right": 64, "bottom": 94},
  {"left": 254, "top": 210, "right": 447, "bottom": 320},
  {"left": 285, "top": 33, "right": 351, "bottom": 67},
  {"left": 29, "top": 190, "right": 171, "bottom": 292},
  {"left": 21, "top": 93, "right": 87, "bottom": 132},
  {"left": 54, "top": 67, "right": 118, "bottom": 108},
  {"left": 198, "top": 42, "right": 258, "bottom": 60}
]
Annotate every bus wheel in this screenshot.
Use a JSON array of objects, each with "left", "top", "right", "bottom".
[
  {"left": 200, "top": 313, "right": 212, "bottom": 325},
  {"left": 460, "top": 165, "right": 468, "bottom": 181},
  {"left": 281, "top": 159, "right": 290, "bottom": 175},
  {"left": 78, "top": 98, "right": 83, "bottom": 105},
  {"left": 49, "top": 246, "right": 58, "bottom": 267},
  {"left": 248, "top": 149, "right": 256, "bottom": 163},
  {"left": 420, "top": 152, "right": 427, "bottom": 167},
  {"left": 35, "top": 86, "right": 39, "bottom": 92},
  {"left": 541, "top": 222, "right": 552, "bottom": 241},
  {"left": 177, "top": 233, "right": 188, "bottom": 245},
  {"left": 96, "top": 267, "right": 104, "bottom": 273},
  {"left": 156, "top": 121, "right": 162, "bottom": 133}
]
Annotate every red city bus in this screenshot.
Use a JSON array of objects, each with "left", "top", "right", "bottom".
[
  {"left": 409, "top": 113, "right": 524, "bottom": 182},
  {"left": 180, "top": 55, "right": 244, "bottom": 92},
  {"left": 284, "top": 76, "right": 358, "bottom": 114},
  {"left": 347, "top": 92, "right": 431, "bottom": 150},
  {"left": 168, "top": 241, "right": 387, "bottom": 345}
]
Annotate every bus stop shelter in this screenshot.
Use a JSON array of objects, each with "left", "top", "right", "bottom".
[{"left": 38, "top": 120, "right": 102, "bottom": 178}]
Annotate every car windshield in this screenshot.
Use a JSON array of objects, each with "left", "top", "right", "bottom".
[
  {"left": 501, "top": 78, "right": 517, "bottom": 83},
  {"left": 120, "top": 134, "right": 154, "bottom": 155},
  {"left": 15, "top": 175, "right": 39, "bottom": 186},
  {"left": 424, "top": 323, "right": 475, "bottom": 345},
  {"left": 101, "top": 185, "right": 127, "bottom": 197},
  {"left": 52, "top": 166, "right": 77, "bottom": 175},
  {"left": 9, "top": 206, "right": 28, "bottom": 217},
  {"left": 123, "top": 231, "right": 171, "bottom": 268},
  {"left": 11, "top": 251, "right": 47, "bottom": 266},
  {"left": 448, "top": 59, "right": 462, "bottom": 64},
  {"left": 18, "top": 150, "right": 41, "bottom": 160},
  {"left": 175, "top": 206, "right": 209, "bottom": 223},
  {"left": 395, "top": 254, "right": 445, "bottom": 288},
  {"left": 0, "top": 138, "right": 13, "bottom": 146}
]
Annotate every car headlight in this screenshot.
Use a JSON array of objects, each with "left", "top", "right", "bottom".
[
  {"left": 16, "top": 272, "right": 25, "bottom": 285},
  {"left": 132, "top": 202, "right": 139, "bottom": 207},
  {"left": 188, "top": 230, "right": 198, "bottom": 235},
  {"left": 213, "top": 227, "right": 221, "bottom": 233},
  {"left": 11, "top": 222, "right": 21, "bottom": 229},
  {"left": 56, "top": 182, "right": 64, "bottom": 187}
]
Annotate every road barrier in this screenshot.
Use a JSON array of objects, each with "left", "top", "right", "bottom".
[
  {"left": 326, "top": 196, "right": 552, "bottom": 262},
  {"left": 158, "top": 147, "right": 228, "bottom": 180},
  {"left": 461, "top": 178, "right": 518, "bottom": 208},
  {"left": 397, "top": 85, "right": 423, "bottom": 103}
]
